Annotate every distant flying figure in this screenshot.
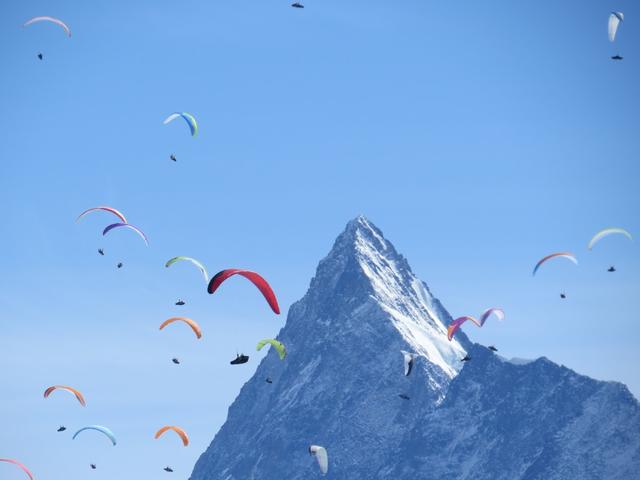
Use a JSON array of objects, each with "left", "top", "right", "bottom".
[
  {"left": 57, "top": 426, "right": 66, "bottom": 432},
  {"left": 175, "top": 299, "right": 185, "bottom": 306},
  {"left": 98, "top": 248, "right": 104, "bottom": 256},
  {"left": 265, "top": 377, "right": 273, "bottom": 384},
  {"left": 291, "top": 2, "right": 304, "bottom": 7},
  {"left": 401, "top": 350, "right": 418, "bottom": 377},
  {"left": 398, "top": 394, "right": 410, "bottom": 400},
  {"left": 117, "top": 262, "right": 123, "bottom": 269},
  {"left": 90, "top": 464, "right": 96, "bottom": 470},
  {"left": 560, "top": 293, "right": 566, "bottom": 299},
  {"left": 37, "top": 53, "right": 43, "bottom": 60},
  {"left": 164, "top": 467, "right": 174, "bottom": 473},
  {"left": 461, "top": 355, "right": 471, "bottom": 362},
  {"left": 488, "top": 346, "right": 498, "bottom": 352},
  {"left": 611, "top": 55, "right": 623, "bottom": 61},
  {"left": 230, "top": 353, "right": 249, "bottom": 365},
  {"left": 172, "top": 358, "right": 180, "bottom": 364},
  {"left": 170, "top": 154, "right": 177, "bottom": 162},
  {"left": 608, "top": 266, "right": 616, "bottom": 272}
]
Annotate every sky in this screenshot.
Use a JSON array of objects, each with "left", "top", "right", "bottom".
[{"left": 1, "top": 0, "right": 639, "bottom": 478}]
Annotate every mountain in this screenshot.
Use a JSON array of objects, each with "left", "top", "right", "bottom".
[{"left": 190, "top": 216, "right": 640, "bottom": 479}]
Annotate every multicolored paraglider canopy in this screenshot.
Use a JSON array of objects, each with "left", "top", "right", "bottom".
[
  {"left": 163, "top": 112, "right": 198, "bottom": 136},
  {"left": 102, "top": 223, "right": 149, "bottom": 246},
  {"left": 43, "top": 385, "right": 86, "bottom": 406},
  {"left": 165, "top": 256, "right": 209, "bottom": 283},
  {"left": 588, "top": 228, "right": 632, "bottom": 250},
  {"left": 532, "top": 252, "right": 578, "bottom": 276}
]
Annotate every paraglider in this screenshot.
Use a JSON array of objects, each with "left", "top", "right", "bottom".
[
  {"left": 560, "top": 293, "right": 566, "bottom": 299},
  {"left": 611, "top": 55, "right": 623, "bottom": 61},
  {"left": 401, "top": 350, "right": 418, "bottom": 376},
  {"left": 23, "top": 16, "right": 71, "bottom": 37},
  {"left": 166, "top": 257, "right": 209, "bottom": 283},
  {"left": 159, "top": 317, "right": 202, "bottom": 339},
  {"left": 532, "top": 252, "right": 578, "bottom": 276},
  {"left": 461, "top": 354, "right": 471, "bottom": 362},
  {"left": 292, "top": 2, "right": 305, "bottom": 7},
  {"left": 230, "top": 354, "right": 249, "bottom": 365},
  {"left": 90, "top": 464, "right": 96, "bottom": 470},
  {"left": 488, "top": 346, "right": 498, "bottom": 352},
  {"left": 309, "top": 445, "right": 328, "bottom": 475},
  {"left": 170, "top": 154, "right": 177, "bottom": 162},
  {"left": 0, "top": 459, "right": 35, "bottom": 480},
  {"left": 256, "top": 339, "right": 286, "bottom": 360},
  {"left": 164, "top": 467, "right": 174, "bottom": 473},
  {"left": 478, "top": 308, "right": 505, "bottom": 327},
  {"left": 57, "top": 426, "right": 66, "bottom": 432},
  {"left": 163, "top": 113, "right": 198, "bottom": 137},
  {"left": 172, "top": 358, "right": 180, "bottom": 364},
  {"left": 447, "top": 316, "right": 480, "bottom": 341},
  {"left": 37, "top": 53, "right": 43, "bottom": 60},
  {"left": 117, "top": 262, "right": 123, "bottom": 269},
  {"left": 175, "top": 300, "right": 185, "bottom": 306},
  {"left": 44, "top": 385, "right": 86, "bottom": 406},
  {"left": 76, "top": 206, "right": 127, "bottom": 224},
  {"left": 608, "top": 266, "right": 616, "bottom": 272},
  {"left": 588, "top": 228, "right": 632, "bottom": 250},
  {"left": 398, "top": 394, "right": 410, "bottom": 400},
  {"left": 98, "top": 248, "right": 104, "bottom": 256},
  {"left": 208, "top": 269, "right": 280, "bottom": 314},
  {"left": 103, "top": 223, "right": 149, "bottom": 246},
  {"left": 72, "top": 425, "right": 117, "bottom": 446},
  {"left": 155, "top": 426, "right": 189, "bottom": 447},
  {"left": 265, "top": 377, "right": 273, "bottom": 384},
  {"left": 609, "top": 12, "right": 624, "bottom": 43}
]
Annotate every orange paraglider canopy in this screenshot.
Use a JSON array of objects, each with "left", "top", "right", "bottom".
[
  {"left": 159, "top": 317, "right": 202, "bottom": 339},
  {"left": 43, "top": 385, "right": 86, "bottom": 406},
  {"left": 154, "top": 426, "right": 189, "bottom": 446}
]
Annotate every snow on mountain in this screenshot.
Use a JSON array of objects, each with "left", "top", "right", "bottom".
[{"left": 190, "top": 217, "right": 640, "bottom": 479}]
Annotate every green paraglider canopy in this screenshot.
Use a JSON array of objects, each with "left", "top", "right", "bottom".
[{"left": 256, "top": 338, "right": 286, "bottom": 360}]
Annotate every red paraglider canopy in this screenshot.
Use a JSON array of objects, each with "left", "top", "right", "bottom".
[{"left": 207, "top": 269, "right": 280, "bottom": 314}]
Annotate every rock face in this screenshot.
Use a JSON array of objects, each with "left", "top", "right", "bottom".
[{"left": 190, "top": 217, "right": 640, "bottom": 480}]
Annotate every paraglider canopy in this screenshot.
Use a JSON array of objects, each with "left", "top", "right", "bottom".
[
  {"left": 163, "top": 112, "right": 198, "bottom": 136},
  {"left": 208, "top": 269, "right": 280, "bottom": 314},
  {"left": 256, "top": 339, "right": 286, "bottom": 360},
  {"left": 44, "top": 385, "right": 86, "bottom": 406},
  {"left": 23, "top": 16, "right": 71, "bottom": 37},
  {"left": 0, "top": 459, "right": 35, "bottom": 480},
  {"left": 309, "top": 445, "right": 328, "bottom": 475},
  {"left": 447, "top": 316, "right": 479, "bottom": 341},
  {"left": 401, "top": 350, "right": 418, "bottom": 376},
  {"left": 292, "top": 2, "right": 305, "bottom": 7},
  {"left": 72, "top": 425, "right": 117, "bottom": 446},
  {"left": 103, "top": 223, "right": 149, "bottom": 246},
  {"left": 76, "top": 206, "right": 127, "bottom": 224},
  {"left": 166, "top": 256, "right": 209, "bottom": 283},
  {"left": 532, "top": 252, "right": 577, "bottom": 276},
  {"left": 159, "top": 317, "right": 202, "bottom": 339},
  {"left": 588, "top": 228, "right": 632, "bottom": 250},
  {"left": 155, "top": 426, "right": 189, "bottom": 447},
  {"left": 478, "top": 308, "right": 505, "bottom": 327},
  {"left": 609, "top": 12, "right": 624, "bottom": 42}
]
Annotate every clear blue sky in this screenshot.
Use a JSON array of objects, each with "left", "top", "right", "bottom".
[{"left": 1, "top": 0, "right": 638, "bottom": 478}]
